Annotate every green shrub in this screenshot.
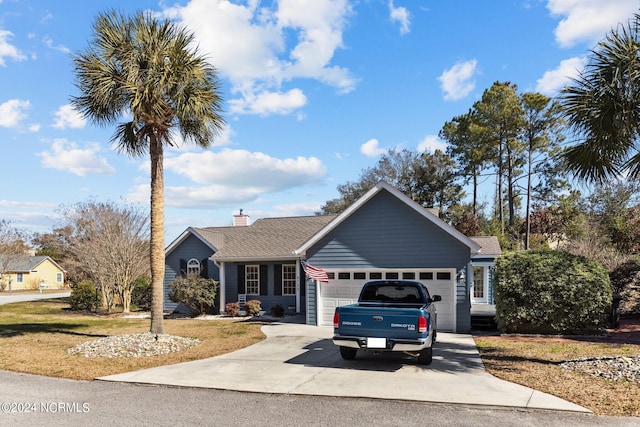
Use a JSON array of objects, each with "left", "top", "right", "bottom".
[
  {"left": 69, "top": 280, "right": 102, "bottom": 311},
  {"left": 130, "top": 277, "right": 151, "bottom": 311},
  {"left": 168, "top": 273, "right": 218, "bottom": 316},
  {"left": 493, "top": 249, "right": 612, "bottom": 334},
  {"left": 225, "top": 302, "right": 240, "bottom": 316},
  {"left": 244, "top": 300, "right": 262, "bottom": 317}
]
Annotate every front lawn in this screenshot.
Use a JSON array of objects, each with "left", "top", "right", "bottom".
[{"left": 0, "top": 298, "right": 264, "bottom": 380}]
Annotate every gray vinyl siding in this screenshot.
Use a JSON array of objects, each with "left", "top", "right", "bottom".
[
  {"left": 307, "top": 191, "right": 470, "bottom": 268},
  {"left": 306, "top": 190, "right": 473, "bottom": 332},
  {"left": 306, "top": 277, "right": 317, "bottom": 325},
  {"left": 164, "top": 234, "right": 217, "bottom": 313}
]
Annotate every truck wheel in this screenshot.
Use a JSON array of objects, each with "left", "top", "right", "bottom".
[
  {"left": 418, "top": 346, "right": 433, "bottom": 365},
  {"left": 339, "top": 346, "right": 357, "bottom": 360}
]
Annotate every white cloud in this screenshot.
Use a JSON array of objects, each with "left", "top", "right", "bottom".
[
  {"left": 166, "top": 147, "right": 326, "bottom": 188},
  {"left": 162, "top": 0, "right": 356, "bottom": 116},
  {"left": 536, "top": 56, "right": 586, "bottom": 94},
  {"left": 43, "top": 36, "right": 71, "bottom": 54},
  {"left": 547, "top": 0, "right": 638, "bottom": 48},
  {"left": 437, "top": 59, "right": 478, "bottom": 101},
  {"left": 52, "top": 104, "right": 86, "bottom": 129},
  {"left": 0, "top": 99, "right": 31, "bottom": 127},
  {"left": 228, "top": 88, "right": 307, "bottom": 116},
  {"left": 126, "top": 148, "right": 327, "bottom": 208},
  {"left": 416, "top": 135, "right": 447, "bottom": 153},
  {"left": 38, "top": 138, "right": 116, "bottom": 176},
  {"left": 0, "top": 29, "right": 26, "bottom": 66},
  {"left": 360, "top": 138, "right": 386, "bottom": 157},
  {"left": 389, "top": 1, "right": 410, "bottom": 35}
]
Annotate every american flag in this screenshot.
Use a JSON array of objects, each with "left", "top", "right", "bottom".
[{"left": 301, "top": 260, "right": 329, "bottom": 283}]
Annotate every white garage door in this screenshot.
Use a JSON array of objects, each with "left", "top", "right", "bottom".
[{"left": 319, "top": 270, "right": 456, "bottom": 331}]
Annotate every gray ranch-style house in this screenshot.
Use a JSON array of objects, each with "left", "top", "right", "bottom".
[{"left": 163, "top": 181, "right": 500, "bottom": 333}]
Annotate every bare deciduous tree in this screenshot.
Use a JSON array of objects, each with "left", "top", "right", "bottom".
[
  {"left": 62, "top": 201, "right": 150, "bottom": 312},
  {"left": 0, "top": 220, "right": 29, "bottom": 292}
]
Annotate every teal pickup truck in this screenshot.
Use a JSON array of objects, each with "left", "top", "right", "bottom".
[{"left": 332, "top": 280, "right": 441, "bottom": 365}]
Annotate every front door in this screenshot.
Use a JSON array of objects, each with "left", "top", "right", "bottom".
[{"left": 471, "top": 266, "right": 488, "bottom": 304}]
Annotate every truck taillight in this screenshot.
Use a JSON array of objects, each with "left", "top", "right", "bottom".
[
  {"left": 418, "top": 316, "right": 428, "bottom": 333},
  {"left": 333, "top": 312, "right": 339, "bottom": 328}
]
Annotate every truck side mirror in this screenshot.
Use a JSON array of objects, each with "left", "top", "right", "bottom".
[{"left": 431, "top": 295, "right": 442, "bottom": 302}]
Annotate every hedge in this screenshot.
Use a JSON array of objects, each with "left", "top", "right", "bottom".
[{"left": 493, "top": 249, "right": 612, "bottom": 334}]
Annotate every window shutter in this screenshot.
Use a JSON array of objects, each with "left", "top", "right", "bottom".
[
  {"left": 299, "top": 268, "right": 305, "bottom": 296},
  {"left": 237, "top": 265, "right": 246, "bottom": 294},
  {"left": 274, "top": 264, "right": 282, "bottom": 296},
  {"left": 260, "top": 264, "right": 268, "bottom": 295},
  {"left": 200, "top": 258, "right": 209, "bottom": 278},
  {"left": 179, "top": 259, "right": 187, "bottom": 277}
]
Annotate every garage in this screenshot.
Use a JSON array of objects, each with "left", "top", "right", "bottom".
[{"left": 319, "top": 269, "right": 456, "bottom": 331}]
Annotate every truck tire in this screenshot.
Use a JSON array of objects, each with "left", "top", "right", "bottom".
[
  {"left": 417, "top": 346, "right": 433, "bottom": 365},
  {"left": 339, "top": 346, "right": 357, "bottom": 360}
]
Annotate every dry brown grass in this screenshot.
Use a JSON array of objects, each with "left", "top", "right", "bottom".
[
  {"left": 0, "top": 298, "right": 264, "bottom": 381},
  {"left": 474, "top": 335, "right": 640, "bottom": 416}
]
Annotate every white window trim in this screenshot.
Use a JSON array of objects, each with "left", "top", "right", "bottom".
[
  {"left": 245, "top": 265, "right": 259, "bottom": 295},
  {"left": 282, "top": 264, "right": 296, "bottom": 295},
  {"left": 187, "top": 258, "right": 201, "bottom": 276}
]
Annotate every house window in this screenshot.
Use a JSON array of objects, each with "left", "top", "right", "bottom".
[
  {"left": 16, "top": 273, "right": 23, "bottom": 283},
  {"left": 187, "top": 259, "right": 201, "bottom": 275},
  {"left": 437, "top": 272, "right": 451, "bottom": 280},
  {"left": 282, "top": 264, "right": 296, "bottom": 295},
  {"left": 245, "top": 265, "right": 259, "bottom": 295},
  {"left": 403, "top": 272, "right": 415, "bottom": 279},
  {"left": 338, "top": 272, "right": 350, "bottom": 280},
  {"left": 385, "top": 272, "right": 399, "bottom": 279},
  {"left": 354, "top": 272, "right": 366, "bottom": 280},
  {"left": 56, "top": 273, "right": 63, "bottom": 283},
  {"left": 420, "top": 272, "right": 433, "bottom": 280},
  {"left": 369, "top": 272, "right": 382, "bottom": 280}
]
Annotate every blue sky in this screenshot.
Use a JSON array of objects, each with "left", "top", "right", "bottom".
[{"left": 1, "top": 0, "right": 638, "bottom": 242}]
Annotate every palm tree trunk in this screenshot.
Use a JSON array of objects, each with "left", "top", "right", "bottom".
[{"left": 149, "top": 135, "right": 165, "bottom": 335}]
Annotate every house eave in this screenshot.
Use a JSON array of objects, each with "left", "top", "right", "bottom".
[{"left": 211, "top": 255, "right": 302, "bottom": 263}]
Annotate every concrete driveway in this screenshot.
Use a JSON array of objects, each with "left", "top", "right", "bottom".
[{"left": 99, "top": 320, "right": 589, "bottom": 413}]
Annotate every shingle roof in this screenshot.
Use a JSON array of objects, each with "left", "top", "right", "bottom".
[
  {"left": 0, "top": 255, "right": 66, "bottom": 272},
  {"left": 197, "top": 215, "right": 337, "bottom": 261},
  {"left": 470, "top": 236, "right": 502, "bottom": 256}
]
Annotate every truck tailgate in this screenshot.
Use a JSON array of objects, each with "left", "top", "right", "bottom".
[{"left": 336, "top": 304, "right": 426, "bottom": 340}]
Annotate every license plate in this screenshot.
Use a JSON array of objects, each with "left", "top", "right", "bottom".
[{"left": 366, "top": 337, "right": 386, "bottom": 348}]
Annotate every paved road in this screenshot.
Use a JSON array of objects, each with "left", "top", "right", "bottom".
[
  {"left": 0, "top": 292, "right": 70, "bottom": 305},
  {"left": 1, "top": 370, "right": 639, "bottom": 427}
]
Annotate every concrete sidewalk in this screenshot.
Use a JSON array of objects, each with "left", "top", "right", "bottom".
[{"left": 99, "top": 321, "right": 589, "bottom": 413}]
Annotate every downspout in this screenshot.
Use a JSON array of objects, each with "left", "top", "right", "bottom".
[{"left": 214, "top": 260, "right": 225, "bottom": 314}]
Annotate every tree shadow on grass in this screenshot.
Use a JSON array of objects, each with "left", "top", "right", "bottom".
[{"left": 0, "top": 323, "right": 109, "bottom": 338}]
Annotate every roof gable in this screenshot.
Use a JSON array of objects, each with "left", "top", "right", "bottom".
[{"left": 296, "top": 181, "right": 482, "bottom": 255}]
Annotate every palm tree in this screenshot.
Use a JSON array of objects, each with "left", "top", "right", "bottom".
[
  {"left": 560, "top": 12, "right": 640, "bottom": 183},
  {"left": 71, "top": 10, "right": 225, "bottom": 335}
]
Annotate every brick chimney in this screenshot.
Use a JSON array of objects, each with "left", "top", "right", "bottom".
[{"left": 233, "top": 209, "right": 250, "bottom": 226}]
